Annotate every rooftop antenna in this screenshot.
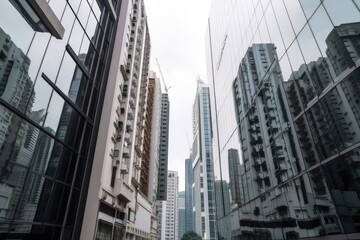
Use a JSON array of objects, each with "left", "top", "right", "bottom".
[{"left": 156, "top": 58, "right": 171, "bottom": 92}]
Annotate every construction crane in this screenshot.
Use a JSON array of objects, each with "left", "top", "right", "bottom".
[{"left": 155, "top": 58, "right": 171, "bottom": 93}]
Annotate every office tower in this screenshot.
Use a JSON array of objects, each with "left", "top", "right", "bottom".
[
  {"left": 157, "top": 171, "right": 179, "bottom": 240},
  {"left": 206, "top": 1, "right": 360, "bottom": 239},
  {"left": 0, "top": 0, "right": 122, "bottom": 239},
  {"left": 214, "top": 180, "right": 230, "bottom": 220},
  {"left": 157, "top": 93, "right": 170, "bottom": 200},
  {"left": 227, "top": 148, "right": 242, "bottom": 206},
  {"left": 191, "top": 79, "right": 217, "bottom": 239},
  {"left": 178, "top": 191, "right": 186, "bottom": 239},
  {"left": 184, "top": 157, "right": 194, "bottom": 233}
]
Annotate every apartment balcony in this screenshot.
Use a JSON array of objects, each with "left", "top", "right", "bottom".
[
  {"left": 112, "top": 132, "right": 122, "bottom": 143},
  {"left": 320, "top": 223, "right": 341, "bottom": 235},
  {"left": 120, "top": 160, "right": 129, "bottom": 174},
  {"left": 132, "top": 77, "right": 137, "bottom": 87},
  {"left": 125, "top": 132, "right": 131, "bottom": 145},
  {"left": 126, "top": 120, "right": 133, "bottom": 132},
  {"left": 129, "top": 98, "right": 135, "bottom": 109},
  {"left": 123, "top": 147, "right": 130, "bottom": 158},
  {"left": 130, "top": 89, "right": 136, "bottom": 98},
  {"left": 114, "top": 178, "right": 133, "bottom": 204},
  {"left": 128, "top": 108, "right": 134, "bottom": 120}
]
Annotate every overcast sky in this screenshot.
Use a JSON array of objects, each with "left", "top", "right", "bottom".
[{"left": 144, "top": 0, "right": 212, "bottom": 191}]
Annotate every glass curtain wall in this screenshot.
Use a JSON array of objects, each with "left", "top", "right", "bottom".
[
  {"left": 0, "top": 0, "right": 119, "bottom": 239},
  {"left": 206, "top": 0, "right": 360, "bottom": 239}
]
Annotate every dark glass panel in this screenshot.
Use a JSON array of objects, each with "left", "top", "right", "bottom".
[
  {"left": 324, "top": 149, "right": 360, "bottom": 234},
  {"left": 56, "top": 52, "right": 89, "bottom": 109},
  {"left": 325, "top": 22, "right": 360, "bottom": 77},
  {"left": 0, "top": 104, "right": 24, "bottom": 175},
  {"left": 44, "top": 90, "right": 85, "bottom": 150},
  {"left": 96, "top": 219, "right": 112, "bottom": 240},
  {"left": 53, "top": 147, "right": 77, "bottom": 184},
  {"left": 66, "top": 189, "right": 79, "bottom": 226},
  {"left": 6, "top": 224, "right": 61, "bottom": 239},
  {"left": 320, "top": 76, "right": 360, "bottom": 151},
  {"left": 39, "top": 181, "right": 70, "bottom": 224},
  {"left": 305, "top": 101, "right": 338, "bottom": 160},
  {"left": 294, "top": 115, "right": 319, "bottom": 168},
  {"left": 0, "top": 163, "right": 28, "bottom": 221}
]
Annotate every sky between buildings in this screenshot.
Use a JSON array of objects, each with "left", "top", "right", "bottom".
[{"left": 144, "top": 0, "right": 212, "bottom": 191}]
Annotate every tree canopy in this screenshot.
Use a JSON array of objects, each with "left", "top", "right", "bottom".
[{"left": 181, "top": 231, "right": 202, "bottom": 240}]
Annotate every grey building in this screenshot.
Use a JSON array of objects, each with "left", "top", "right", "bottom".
[
  {"left": 0, "top": 0, "right": 121, "bottom": 239},
  {"left": 191, "top": 79, "right": 217, "bottom": 239},
  {"left": 157, "top": 93, "right": 170, "bottom": 200},
  {"left": 227, "top": 148, "right": 242, "bottom": 206},
  {"left": 178, "top": 191, "right": 186, "bottom": 239},
  {"left": 206, "top": 1, "right": 360, "bottom": 239},
  {"left": 184, "top": 157, "right": 194, "bottom": 233}
]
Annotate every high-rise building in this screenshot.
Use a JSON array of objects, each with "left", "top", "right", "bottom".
[
  {"left": 227, "top": 148, "right": 242, "bottom": 206},
  {"left": 184, "top": 157, "right": 194, "bottom": 233},
  {"left": 80, "top": 0, "right": 166, "bottom": 239},
  {"left": 206, "top": 1, "right": 360, "bottom": 239},
  {"left": 178, "top": 191, "right": 186, "bottom": 239},
  {"left": 0, "top": 0, "right": 122, "bottom": 239},
  {"left": 157, "top": 171, "right": 179, "bottom": 240},
  {"left": 157, "top": 93, "right": 170, "bottom": 200},
  {"left": 214, "top": 180, "right": 230, "bottom": 220},
  {"left": 191, "top": 79, "right": 217, "bottom": 239}
]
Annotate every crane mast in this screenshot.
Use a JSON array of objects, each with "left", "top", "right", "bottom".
[{"left": 155, "top": 58, "right": 171, "bottom": 93}]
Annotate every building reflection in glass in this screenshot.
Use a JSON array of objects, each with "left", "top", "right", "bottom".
[
  {"left": 0, "top": 18, "right": 95, "bottom": 235},
  {"left": 227, "top": 21, "right": 360, "bottom": 239}
]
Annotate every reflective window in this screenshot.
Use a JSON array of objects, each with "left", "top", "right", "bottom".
[
  {"left": 299, "top": 0, "right": 322, "bottom": 19},
  {"left": 323, "top": 0, "right": 360, "bottom": 26}
]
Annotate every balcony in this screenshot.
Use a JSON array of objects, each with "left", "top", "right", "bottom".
[
  {"left": 128, "top": 108, "right": 134, "bottom": 120},
  {"left": 130, "top": 89, "right": 136, "bottom": 98},
  {"left": 125, "top": 132, "right": 131, "bottom": 145},
  {"left": 123, "top": 147, "right": 130, "bottom": 158},
  {"left": 114, "top": 178, "right": 133, "bottom": 204},
  {"left": 129, "top": 98, "right": 135, "bottom": 109},
  {"left": 120, "top": 160, "right": 129, "bottom": 174},
  {"left": 126, "top": 120, "right": 133, "bottom": 132}
]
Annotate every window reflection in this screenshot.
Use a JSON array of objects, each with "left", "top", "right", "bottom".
[{"left": 211, "top": 0, "right": 360, "bottom": 239}]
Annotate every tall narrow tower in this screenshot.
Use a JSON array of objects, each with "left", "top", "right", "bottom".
[{"left": 191, "top": 79, "right": 217, "bottom": 239}]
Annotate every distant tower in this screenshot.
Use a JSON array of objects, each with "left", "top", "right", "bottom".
[
  {"left": 178, "top": 191, "right": 186, "bottom": 239},
  {"left": 185, "top": 157, "right": 194, "bottom": 232},
  {"left": 191, "top": 79, "right": 217, "bottom": 239}
]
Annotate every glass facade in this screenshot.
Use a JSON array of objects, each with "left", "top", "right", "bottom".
[
  {"left": 192, "top": 82, "right": 217, "bottom": 239},
  {"left": 206, "top": 0, "right": 360, "bottom": 239},
  {"left": 0, "top": 0, "right": 119, "bottom": 239}
]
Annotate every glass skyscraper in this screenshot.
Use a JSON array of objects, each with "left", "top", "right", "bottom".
[
  {"left": 206, "top": 1, "right": 360, "bottom": 239},
  {"left": 191, "top": 79, "right": 217, "bottom": 239},
  {"left": 0, "top": 0, "right": 121, "bottom": 239}
]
